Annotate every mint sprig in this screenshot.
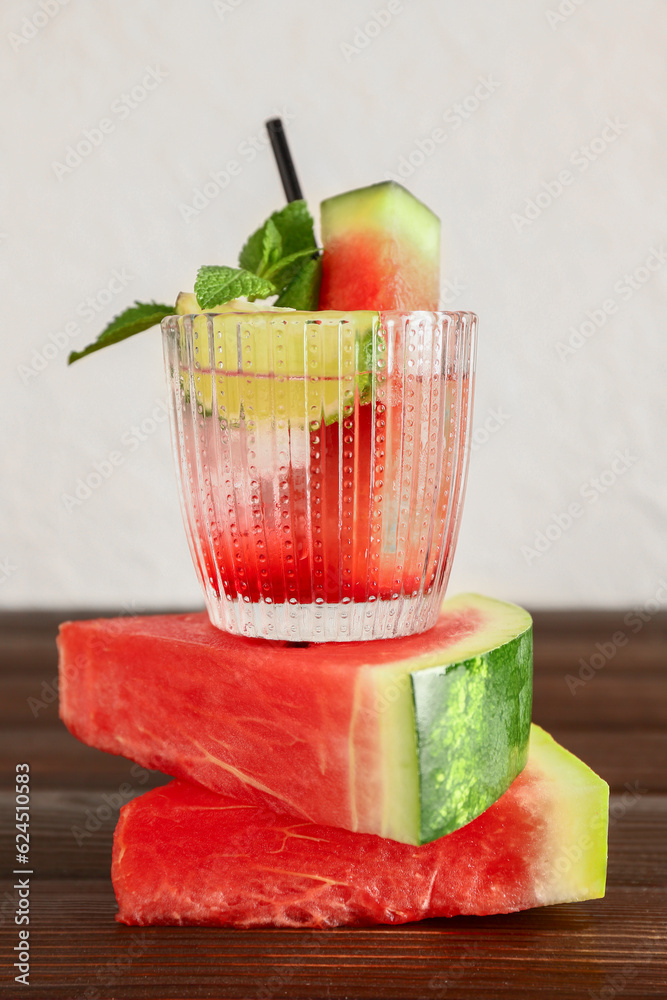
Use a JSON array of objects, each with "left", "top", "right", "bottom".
[
  {"left": 237, "top": 199, "right": 322, "bottom": 310},
  {"left": 67, "top": 302, "right": 173, "bottom": 365},
  {"left": 192, "top": 201, "right": 323, "bottom": 312},
  {"left": 240, "top": 201, "right": 316, "bottom": 272},
  {"left": 68, "top": 200, "right": 324, "bottom": 364}
]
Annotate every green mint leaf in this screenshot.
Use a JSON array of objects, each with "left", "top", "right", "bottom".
[
  {"left": 275, "top": 256, "right": 322, "bottom": 310},
  {"left": 67, "top": 301, "right": 173, "bottom": 364},
  {"left": 272, "top": 200, "right": 318, "bottom": 257},
  {"left": 263, "top": 247, "right": 318, "bottom": 285},
  {"left": 238, "top": 228, "right": 265, "bottom": 274},
  {"left": 195, "top": 266, "right": 276, "bottom": 309},
  {"left": 239, "top": 200, "right": 317, "bottom": 273},
  {"left": 257, "top": 218, "right": 283, "bottom": 276}
]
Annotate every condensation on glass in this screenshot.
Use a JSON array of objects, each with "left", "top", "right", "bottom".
[{"left": 162, "top": 310, "right": 477, "bottom": 641}]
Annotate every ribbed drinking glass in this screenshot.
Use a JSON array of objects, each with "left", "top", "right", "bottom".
[{"left": 162, "top": 309, "right": 476, "bottom": 641}]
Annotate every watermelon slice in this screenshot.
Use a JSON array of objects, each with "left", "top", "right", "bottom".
[
  {"left": 318, "top": 182, "right": 440, "bottom": 311},
  {"left": 112, "top": 725, "right": 608, "bottom": 929},
  {"left": 58, "top": 593, "right": 531, "bottom": 846}
]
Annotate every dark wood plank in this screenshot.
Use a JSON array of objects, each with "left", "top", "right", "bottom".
[
  {"left": 0, "top": 725, "right": 178, "bottom": 790},
  {"left": 0, "top": 609, "right": 201, "bottom": 638},
  {"left": 0, "top": 881, "right": 664, "bottom": 999},
  {"left": 0, "top": 669, "right": 62, "bottom": 727},
  {"left": 533, "top": 675, "right": 667, "bottom": 729},
  {"left": 1, "top": 608, "right": 663, "bottom": 637},
  {"left": 530, "top": 609, "right": 667, "bottom": 640},
  {"left": 533, "top": 636, "right": 667, "bottom": 674},
  {"left": 535, "top": 727, "right": 667, "bottom": 792}
]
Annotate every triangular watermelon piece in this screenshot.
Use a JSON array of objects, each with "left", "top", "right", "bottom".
[
  {"left": 112, "top": 725, "right": 608, "bottom": 928},
  {"left": 58, "top": 593, "right": 532, "bottom": 846}
]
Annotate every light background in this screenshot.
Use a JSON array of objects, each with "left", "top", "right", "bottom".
[{"left": 1, "top": 0, "right": 665, "bottom": 611}]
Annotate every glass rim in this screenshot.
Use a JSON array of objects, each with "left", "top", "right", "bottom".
[{"left": 161, "top": 308, "right": 479, "bottom": 322}]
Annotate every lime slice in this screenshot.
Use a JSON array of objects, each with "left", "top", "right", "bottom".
[
  {"left": 174, "top": 309, "right": 377, "bottom": 425},
  {"left": 174, "top": 292, "right": 295, "bottom": 316}
]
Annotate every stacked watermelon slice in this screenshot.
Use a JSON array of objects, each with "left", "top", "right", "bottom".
[{"left": 58, "top": 181, "right": 608, "bottom": 928}]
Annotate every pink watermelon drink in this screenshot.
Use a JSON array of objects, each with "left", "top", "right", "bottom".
[
  {"left": 163, "top": 308, "right": 475, "bottom": 641},
  {"left": 69, "top": 172, "right": 476, "bottom": 642},
  {"left": 161, "top": 182, "right": 476, "bottom": 641}
]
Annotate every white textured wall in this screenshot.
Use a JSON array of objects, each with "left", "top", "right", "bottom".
[{"left": 2, "top": 0, "right": 666, "bottom": 611}]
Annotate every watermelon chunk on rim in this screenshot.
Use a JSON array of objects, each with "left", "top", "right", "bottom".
[
  {"left": 112, "top": 725, "right": 608, "bottom": 929},
  {"left": 318, "top": 181, "right": 441, "bottom": 311}
]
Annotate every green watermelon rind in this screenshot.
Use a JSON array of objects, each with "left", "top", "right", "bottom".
[
  {"left": 369, "top": 593, "right": 533, "bottom": 845},
  {"left": 528, "top": 724, "right": 608, "bottom": 905},
  {"left": 321, "top": 180, "right": 440, "bottom": 261},
  {"left": 412, "top": 627, "right": 533, "bottom": 843}
]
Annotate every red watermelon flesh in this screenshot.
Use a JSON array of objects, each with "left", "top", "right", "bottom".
[
  {"left": 112, "top": 726, "right": 608, "bottom": 929},
  {"left": 319, "top": 182, "right": 440, "bottom": 311},
  {"left": 57, "top": 593, "right": 533, "bottom": 846}
]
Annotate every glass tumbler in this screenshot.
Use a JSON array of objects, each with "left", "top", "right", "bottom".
[{"left": 162, "top": 309, "right": 476, "bottom": 641}]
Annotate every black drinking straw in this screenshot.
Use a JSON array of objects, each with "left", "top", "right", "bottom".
[{"left": 266, "top": 118, "right": 304, "bottom": 203}]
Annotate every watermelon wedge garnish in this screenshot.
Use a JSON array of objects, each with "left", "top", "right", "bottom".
[
  {"left": 111, "top": 725, "right": 608, "bottom": 928},
  {"left": 319, "top": 181, "right": 441, "bottom": 311},
  {"left": 58, "top": 593, "right": 532, "bottom": 846}
]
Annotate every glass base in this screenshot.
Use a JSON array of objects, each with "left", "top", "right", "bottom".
[{"left": 205, "top": 596, "right": 443, "bottom": 643}]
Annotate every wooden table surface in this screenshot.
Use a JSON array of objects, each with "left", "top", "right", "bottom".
[{"left": 1, "top": 608, "right": 666, "bottom": 999}]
